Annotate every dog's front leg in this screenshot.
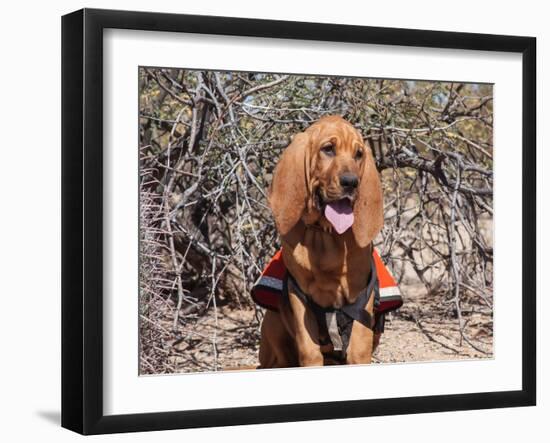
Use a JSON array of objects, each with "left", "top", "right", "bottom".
[
  {"left": 346, "top": 321, "right": 374, "bottom": 364},
  {"left": 287, "top": 288, "right": 324, "bottom": 367},
  {"left": 346, "top": 291, "right": 376, "bottom": 365}
]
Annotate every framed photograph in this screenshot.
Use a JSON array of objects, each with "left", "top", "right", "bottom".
[{"left": 61, "top": 8, "right": 536, "bottom": 435}]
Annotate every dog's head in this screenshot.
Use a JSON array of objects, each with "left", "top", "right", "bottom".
[{"left": 269, "top": 115, "right": 383, "bottom": 248}]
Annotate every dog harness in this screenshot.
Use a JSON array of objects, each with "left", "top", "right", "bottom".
[{"left": 251, "top": 248, "right": 403, "bottom": 360}]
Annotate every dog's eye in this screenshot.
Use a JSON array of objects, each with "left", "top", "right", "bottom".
[
  {"left": 354, "top": 149, "right": 364, "bottom": 160},
  {"left": 321, "top": 144, "right": 335, "bottom": 156}
]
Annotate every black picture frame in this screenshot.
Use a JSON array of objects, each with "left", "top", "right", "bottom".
[{"left": 61, "top": 8, "right": 536, "bottom": 435}]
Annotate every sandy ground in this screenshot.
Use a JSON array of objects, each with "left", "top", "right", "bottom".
[{"left": 141, "top": 282, "right": 492, "bottom": 374}]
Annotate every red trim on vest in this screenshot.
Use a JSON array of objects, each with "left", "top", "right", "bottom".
[{"left": 251, "top": 249, "right": 403, "bottom": 314}]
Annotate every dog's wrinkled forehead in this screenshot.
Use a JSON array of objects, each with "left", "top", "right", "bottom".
[{"left": 307, "top": 116, "right": 363, "bottom": 149}]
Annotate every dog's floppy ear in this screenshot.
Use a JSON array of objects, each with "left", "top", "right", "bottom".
[
  {"left": 352, "top": 144, "right": 384, "bottom": 248},
  {"left": 268, "top": 132, "right": 311, "bottom": 237}
]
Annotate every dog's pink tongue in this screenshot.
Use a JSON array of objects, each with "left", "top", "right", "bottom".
[{"left": 324, "top": 199, "right": 354, "bottom": 234}]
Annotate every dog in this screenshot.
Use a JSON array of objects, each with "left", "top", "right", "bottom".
[{"left": 258, "top": 115, "right": 384, "bottom": 368}]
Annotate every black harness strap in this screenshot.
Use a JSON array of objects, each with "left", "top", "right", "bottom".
[{"left": 282, "top": 256, "right": 382, "bottom": 360}]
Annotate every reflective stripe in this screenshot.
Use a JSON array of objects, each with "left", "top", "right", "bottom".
[
  {"left": 258, "top": 276, "right": 283, "bottom": 291},
  {"left": 325, "top": 312, "right": 343, "bottom": 351},
  {"left": 379, "top": 286, "right": 401, "bottom": 298}
]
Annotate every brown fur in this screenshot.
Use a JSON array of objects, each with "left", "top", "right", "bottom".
[{"left": 259, "top": 115, "right": 384, "bottom": 368}]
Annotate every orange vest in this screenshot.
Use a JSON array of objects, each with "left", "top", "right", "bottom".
[{"left": 251, "top": 248, "right": 402, "bottom": 318}]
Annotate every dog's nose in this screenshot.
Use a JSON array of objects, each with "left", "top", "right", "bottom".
[{"left": 339, "top": 172, "right": 359, "bottom": 189}]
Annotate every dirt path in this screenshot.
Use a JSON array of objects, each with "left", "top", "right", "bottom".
[
  {"left": 143, "top": 282, "right": 492, "bottom": 374},
  {"left": 373, "top": 314, "right": 491, "bottom": 364}
]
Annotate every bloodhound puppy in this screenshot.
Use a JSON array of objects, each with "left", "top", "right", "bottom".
[{"left": 259, "top": 115, "right": 384, "bottom": 368}]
